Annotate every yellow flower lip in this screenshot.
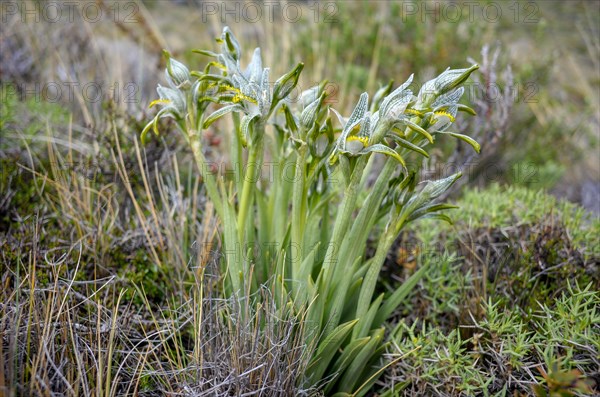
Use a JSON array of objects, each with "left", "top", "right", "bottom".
[
  {"left": 220, "top": 84, "right": 258, "bottom": 104},
  {"left": 405, "top": 108, "right": 425, "bottom": 117},
  {"left": 346, "top": 135, "right": 369, "bottom": 146},
  {"left": 433, "top": 110, "right": 456, "bottom": 122},
  {"left": 232, "top": 94, "right": 254, "bottom": 104}
]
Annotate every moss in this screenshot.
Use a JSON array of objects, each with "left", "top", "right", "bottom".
[
  {"left": 415, "top": 184, "right": 599, "bottom": 256},
  {"left": 0, "top": 83, "right": 69, "bottom": 140},
  {"left": 112, "top": 248, "right": 170, "bottom": 306},
  {"left": 383, "top": 284, "right": 599, "bottom": 396},
  {"left": 381, "top": 185, "right": 599, "bottom": 395},
  {"left": 0, "top": 159, "right": 43, "bottom": 230},
  {"left": 0, "top": 84, "right": 17, "bottom": 131},
  {"left": 398, "top": 185, "right": 598, "bottom": 322}
]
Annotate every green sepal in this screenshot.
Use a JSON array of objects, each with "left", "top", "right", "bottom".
[
  {"left": 360, "top": 144, "right": 406, "bottom": 169},
  {"left": 442, "top": 131, "right": 481, "bottom": 153},
  {"left": 405, "top": 120, "right": 434, "bottom": 143}
]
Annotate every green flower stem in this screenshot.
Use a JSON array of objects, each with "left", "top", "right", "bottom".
[
  {"left": 291, "top": 144, "right": 308, "bottom": 285},
  {"left": 327, "top": 157, "right": 396, "bottom": 329},
  {"left": 350, "top": 158, "right": 397, "bottom": 319},
  {"left": 353, "top": 216, "right": 406, "bottom": 339},
  {"left": 231, "top": 112, "right": 243, "bottom": 194},
  {"left": 345, "top": 158, "right": 396, "bottom": 259},
  {"left": 353, "top": 141, "right": 425, "bottom": 337},
  {"left": 273, "top": 155, "right": 293, "bottom": 251},
  {"left": 188, "top": 128, "right": 223, "bottom": 219},
  {"left": 237, "top": 122, "right": 264, "bottom": 243},
  {"left": 321, "top": 156, "right": 368, "bottom": 311}
]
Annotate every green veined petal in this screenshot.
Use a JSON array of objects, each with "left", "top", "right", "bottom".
[
  {"left": 203, "top": 104, "right": 243, "bottom": 128},
  {"left": 240, "top": 114, "right": 259, "bottom": 146}
]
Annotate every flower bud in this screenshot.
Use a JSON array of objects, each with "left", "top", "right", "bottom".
[
  {"left": 272, "top": 62, "right": 304, "bottom": 105},
  {"left": 164, "top": 50, "right": 190, "bottom": 88},
  {"left": 300, "top": 92, "right": 325, "bottom": 129},
  {"left": 157, "top": 85, "right": 185, "bottom": 116},
  {"left": 434, "top": 64, "right": 479, "bottom": 96},
  {"left": 222, "top": 27, "right": 241, "bottom": 61}
]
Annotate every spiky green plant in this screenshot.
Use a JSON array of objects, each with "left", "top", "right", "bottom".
[{"left": 142, "top": 26, "right": 480, "bottom": 395}]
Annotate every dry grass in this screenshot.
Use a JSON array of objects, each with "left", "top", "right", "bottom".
[{"left": 1, "top": 113, "right": 319, "bottom": 395}]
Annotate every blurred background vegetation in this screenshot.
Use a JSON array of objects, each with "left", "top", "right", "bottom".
[{"left": 1, "top": 1, "right": 598, "bottom": 395}]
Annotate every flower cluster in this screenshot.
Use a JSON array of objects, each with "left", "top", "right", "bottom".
[
  {"left": 328, "top": 65, "right": 480, "bottom": 171},
  {"left": 142, "top": 27, "right": 304, "bottom": 146}
]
